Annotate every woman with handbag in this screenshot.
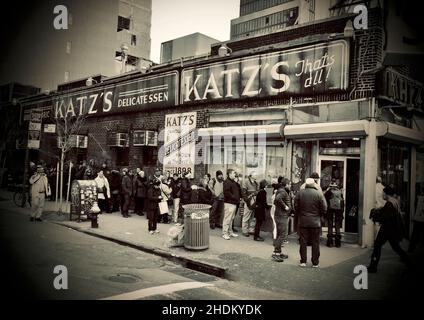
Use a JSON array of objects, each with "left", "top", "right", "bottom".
[{"left": 95, "top": 170, "right": 111, "bottom": 213}]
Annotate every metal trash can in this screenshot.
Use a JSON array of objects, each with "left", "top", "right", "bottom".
[{"left": 182, "top": 204, "right": 211, "bottom": 250}]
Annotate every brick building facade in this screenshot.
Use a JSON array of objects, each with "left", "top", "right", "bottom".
[{"left": 17, "top": 8, "right": 424, "bottom": 246}]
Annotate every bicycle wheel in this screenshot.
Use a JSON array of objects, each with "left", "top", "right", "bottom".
[{"left": 13, "top": 191, "right": 27, "bottom": 208}]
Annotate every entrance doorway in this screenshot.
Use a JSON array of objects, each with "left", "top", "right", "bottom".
[{"left": 318, "top": 156, "right": 360, "bottom": 235}]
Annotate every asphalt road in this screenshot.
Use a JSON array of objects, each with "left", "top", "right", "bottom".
[
  {"left": 1, "top": 203, "right": 423, "bottom": 300},
  {"left": 0, "top": 208, "right": 268, "bottom": 300}
]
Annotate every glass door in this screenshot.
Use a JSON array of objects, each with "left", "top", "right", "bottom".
[{"left": 318, "top": 156, "right": 347, "bottom": 231}]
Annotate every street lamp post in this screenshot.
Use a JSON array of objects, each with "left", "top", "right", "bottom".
[{"left": 121, "top": 43, "right": 129, "bottom": 74}]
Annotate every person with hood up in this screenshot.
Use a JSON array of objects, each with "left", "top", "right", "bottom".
[{"left": 295, "top": 178, "right": 327, "bottom": 268}]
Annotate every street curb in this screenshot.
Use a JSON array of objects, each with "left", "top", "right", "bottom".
[{"left": 51, "top": 221, "right": 228, "bottom": 279}]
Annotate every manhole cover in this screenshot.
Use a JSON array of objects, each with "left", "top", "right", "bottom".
[{"left": 106, "top": 273, "right": 141, "bottom": 284}]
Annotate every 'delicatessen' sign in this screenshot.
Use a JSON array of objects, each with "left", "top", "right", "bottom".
[
  {"left": 54, "top": 72, "right": 178, "bottom": 119},
  {"left": 181, "top": 40, "right": 349, "bottom": 103}
]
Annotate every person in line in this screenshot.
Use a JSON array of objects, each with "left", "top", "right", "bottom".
[
  {"left": 253, "top": 179, "right": 269, "bottom": 242},
  {"left": 158, "top": 176, "right": 172, "bottom": 223},
  {"left": 295, "top": 178, "right": 327, "bottom": 268},
  {"left": 222, "top": 169, "right": 241, "bottom": 240},
  {"left": 170, "top": 173, "right": 181, "bottom": 223},
  {"left": 133, "top": 170, "right": 147, "bottom": 216},
  {"left": 121, "top": 168, "right": 133, "bottom": 218},
  {"left": 241, "top": 173, "right": 259, "bottom": 237},
  {"left": 147, "top": 179, "right": 162, "bottom": 234},
  {"left": 324, "top": 179, "right": 345, "bottom": 248},
  {"left": 198, "top": 178, "right": 213, "bottom": 205},
  {"left": 272, "top": 179, "right": 291, "bottom": 262},
  {"left": 209, "top": 170, "right": 225, "bottom": 229},
  {"left": 94, "top": 170, "right": 110, "bottom": 214},
  {"left": 29, "top": 165, "right": 51, "bottom": 222},
  {"left": 109, "top": 169, "right": 121, "bottom": 213},
  {"left": 300, "top": 172, "right": 323, "bottom": 194},
  {"left": 368, "top": 186, "right": 410, "bottom": 273},
  {"left": 180, "top": 172, "right": 192, "bottom": 206}
]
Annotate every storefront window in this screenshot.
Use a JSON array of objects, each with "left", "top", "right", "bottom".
[
  {"left": 378, "top": 138, "right": 411, "bottom": 219},
  {"left": 291, "top": 141, "right": 316, "bottom": 191},
  {"left": 207, "top": 143, "right": 280, "bottom": 183},
  {"left": 292, "top": 100, "right": 370, "bottom": 124}
]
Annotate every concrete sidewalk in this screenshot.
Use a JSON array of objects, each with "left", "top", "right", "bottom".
[{"left": 0, "top": 189, "right": 368, "bottom": 278}]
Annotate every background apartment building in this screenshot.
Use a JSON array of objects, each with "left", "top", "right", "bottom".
[
  {"left": 160, "top": 33, "right": 220, "bottom": 64},
  {"left": 0, "top": 0, "right": 152, "bottom": 92}
]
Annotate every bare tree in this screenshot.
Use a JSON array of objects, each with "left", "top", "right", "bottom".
[{"left": 56, "top": 113, "right": 87, "bottom": 212}]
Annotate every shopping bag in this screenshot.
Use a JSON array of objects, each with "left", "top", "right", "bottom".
[{"left": 159, "top": 201, "right": 169, "bottom": 214}]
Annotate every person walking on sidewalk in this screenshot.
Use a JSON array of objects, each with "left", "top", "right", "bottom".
[
  {"left": 271, "top": 179, "right": 291, "bottom": 262},
  {"left": 324, "top": 179, "right": 345, "bottom": 248},
  {"left": 368, "top": 186, "right": 410, "bottom": 273},
  {"left": 295, "top": 178, "right": 327, "bottom": 268},
  {"left": 241, "top": 173, "right": 259, "bottom": 237},
  {"left": 209, "top": 170, "right": 225, "bottom": 229},
  {"left": 147, "top": 179, "right": 163, "bottom": 234},
  {"left": 222, "top": 169, "right": 241, "bottom": 240},
  {"left": 29, "top": 165, "right": 51, "bottom": 222},
  {"left": 253, "top": 180, "right": 269, "bottom": 242}
]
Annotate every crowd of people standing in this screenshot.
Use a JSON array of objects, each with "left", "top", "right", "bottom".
[{"left": 27, "top": 158, "right": 421, "bottom": 271}]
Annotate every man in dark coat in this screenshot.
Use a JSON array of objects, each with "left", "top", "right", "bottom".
[
  {"left": 295, "top": 178, "right": 327, "bottom": 268},
  {"left": 222, "top": 169, "right": 241, "bottom": 240},
  {"left": 368, "top": 186, "right": 410, "bottom": 273},
  {"left": 272, "top": 178, "right": 291, "bottom": 261},
  {"left": 254, "top": 180, "right": 269, "bottom": 242},
  {"left": 147, "top": 179, "right": 162, "bottom": 234},
  {"left": 133, "top": 170, "right": 147, "bottom": 216},
  {"left": 121, "top": 168, "right": 133, "bottom": 218},
  {"left": 180, "top": 173, "right": 192, "bottom": 205},
  {"left": 198, "top": 178, "right": 213, "bottom": 205},
  {"left": 109, "top": 169, "right": 121, "bottom": 212}
]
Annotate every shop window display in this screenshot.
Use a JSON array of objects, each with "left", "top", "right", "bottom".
[{"left": 291, "top": 141, "right": 316, "bottom": 192}]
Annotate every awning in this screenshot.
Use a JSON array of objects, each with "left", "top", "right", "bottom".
[
  {"left": 376, "top": 122, "right": 424, "bottom": 145},
  {"left": 197, "top": 124, "right": 283, "bottom": 139},
  {"left": 283, "top": 120, "right": 369, "bottom": 140}
]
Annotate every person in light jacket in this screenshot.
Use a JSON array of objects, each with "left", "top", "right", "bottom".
[
  {"left": 95, "top": 170, "right": 111, "bottom": 214},
  {"left": 29, "top": 165, "right": 51, "bottom": 222}
]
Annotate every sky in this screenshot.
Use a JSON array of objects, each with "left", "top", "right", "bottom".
[{"left": 150, "top": 0, "right": 240, "bottom": 63}]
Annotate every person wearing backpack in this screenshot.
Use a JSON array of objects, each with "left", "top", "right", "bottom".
[{"left": 324, "top": 179, "right": 345, "bottom": 248}]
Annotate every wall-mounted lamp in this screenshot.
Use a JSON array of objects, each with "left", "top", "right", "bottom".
[
  {"left": 343, "top": 20, "right": 355, "bottom": 39},
  {"left": 85, "top": 77, "right": 98, "bottom": 86},
  {"left": 218, "top": 44, "right": 232, "bottom": 57}
]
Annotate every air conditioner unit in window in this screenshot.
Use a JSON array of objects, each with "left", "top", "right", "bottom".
[
  {"left": 107, "top": 133, "right": 129, "bottom": 147},
  {"left": 57, "top": 135, "right": 88, "bottom": 148},
  {"left": 145, "top": 131, "right": 158, "bottom": 146}
]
